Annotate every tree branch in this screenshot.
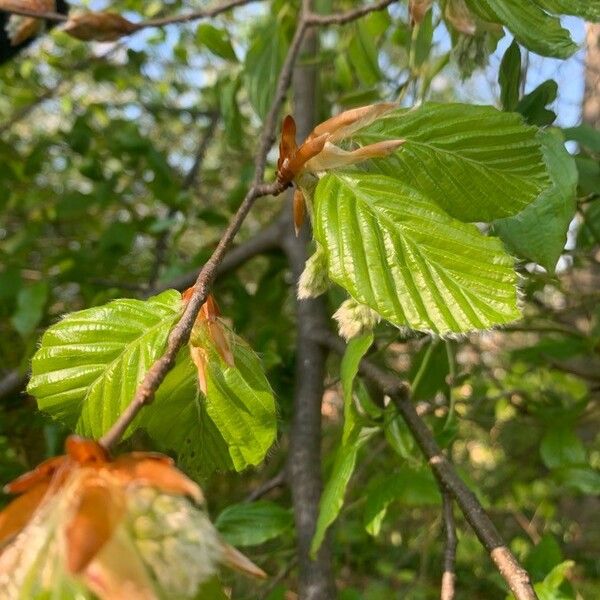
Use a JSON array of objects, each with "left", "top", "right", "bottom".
[
  {"left": 306, "top": 0, "right": 397, "bottom": 26},
  {"left": 0, "top": 0, "right": 256, "bottom": 26},
  {"left": 98, "top": 0, "right": 312, "bottom": 451},
  {"left": 311, "top": 330, "right": 538, "bottom": 600},
  {"left": 441, "top": 491, "right": 457, "bottom": 600},
  {"left": 1, "top": 0, "right": 396, "bottom": 30},
  {"left": 153, "top": 218, "right": 285, "bottom": 295},
  {"left": 244, "top": 470, "right": 287, "bottom": 502}
]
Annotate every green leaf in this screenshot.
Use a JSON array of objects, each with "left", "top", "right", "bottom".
[
  {"left": 364, "top": 467, "right": 441, "bottom": 536},
  {"left": 575, "top": 158, "right": 600, "bottom": 198},
  {"left": 28, "top": 291, "right": 180, "bottom": 434},
  {"left": 11, "top": 282, "right": 48, "bottom": 338},
  {"left": 540, "top": 426, "right": 586, "bottom": 469},
  {"left": 534, "top": 0, "right": 600, "bottom": 21},
  {"left": 409, "top": 340, "right": 449, "bottom": 401},
  {"left": 465, "top": 0, "right": 577, "bottom": 58},
  {"left": 534, "top": 560, "right": 575, "bottom": 600},
  {"left": 310, "top": 427, "right": 374, "bottom": 558},
  {"left": 139, "top": 351, "right": 236, "bottom": 478},
  {"left": 526, "top": 535, "right": 563, "bottom": 583},
  {"left": 359, "top": 103, "right": 549, "bottom": 222},
  {"left": 517, "top": 80, "right": 558, "bottom": 126},
  {"left": 554, "top": 467, "right": 600, "bottom": 495},
  {"left": 563, "top": 124, "right": 600, "bottom": 154},
  {"left": 196, "top": 24, "right": 237, "bottom": 61},
  {"left": 310, "top": 334, "right": 374, "bottom": 557},
  {"left": 313, "top": 172, "right": 520, "bottom": 334},
  {"left": 499, "top": 40, "right": 521, "bottom": 112},
  {"left": 384, "top": 413, "right": 414, "bottom": 459},
  {"left": 141, "top": 330, "right": 277, "bottom": 477},
  {"left": 348, "top": 20, "right": 381, "bottom": 86},
  {"left": 493, "top": 130, "right": 577, "bottom": 273},
  {"left": 244, "top": 20, "right": 289, "bottom": 120},
  {"left": 201, "top": 335, "right": 277, "bottom": 471},
  {"left": 412, "top": 8, "right": 433, "bottom": 69},
  {"left": 340, "top": 333, "right": 373, "bottom": 441},
  {"left": 28, "top": 291, "right": 277, "bottom": 478},
  {"left": 215, "top": 501, "right": 293, "bottom": 546},
  {"left": 220, "top": 76, "right": 242, "bottom": 146}
]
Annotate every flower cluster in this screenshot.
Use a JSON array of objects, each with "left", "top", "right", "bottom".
[
  {"left": 0, "top": 436, "right": 264, "bottom": 599},
  {"left": 333, "top": 298, "right": 381, "bottom": 341}
]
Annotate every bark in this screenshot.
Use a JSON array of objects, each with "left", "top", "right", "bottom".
[{"left": 283, "top": 26, "right": 337, "bottom": 600}]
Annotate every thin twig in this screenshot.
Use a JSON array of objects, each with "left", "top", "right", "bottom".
[
  {"left": 245, "top": 470, "right": 287, "bottom": 502},
  {"left": 98, "top": 0, "right": 311, "bottom": 450},
  {"left": 138, "top": 0, "right": 255, "bottom": 28},
  {"left": 0, "top": 8, "right": 67, "bottom": 21},
  {"left": 306, "top": 0, "right": 396, "bottom": 25},
  {"left": 441, "top": 491, "right": 457, "bottom": 600},
  {"left": 1, "top": 0, "right": 396, "bottom": 30},
  {"left": 311, "top": 330, "right": 538, "bottom": 600},
  {"left": 0, "top": 0, "right": 254, "bottom": 26}
]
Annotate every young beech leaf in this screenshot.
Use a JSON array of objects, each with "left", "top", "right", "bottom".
[
  {"left": 358, "top": 103, "right": 549, "bottom": 222},
  {"left": 464, "top": 0, "right": 577, "bottom": 59},
  {"left": 312, "top": 172, "right": 520, "bottom": 335},
  {"left": 28, "top": 290, "right": 182, "bottom": 436},
  {"left": 493, "top": 130, "right": 577, "bottom": 273},
  {"left": 499, "top": 39, "right": 521, "bottom": 112},
  {"left": 27, "top": 291, "right": 276, "bottom": 478},
  {"left": 311, "top": 334, "right": 375, "bottom": 557}
]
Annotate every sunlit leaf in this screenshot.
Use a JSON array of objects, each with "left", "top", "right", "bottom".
[
  {"left": 359, "top": 103, "right": 549, "bottom": 222},
  {"left": 27, "top": 291, "right": 276, "bottom": 477},
  {"left": 312, "top": 172, "right": 520, "bottom": 334}
]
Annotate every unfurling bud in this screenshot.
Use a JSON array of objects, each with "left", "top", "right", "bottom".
[
  {"left": 409, "top": 0, "right": 433, "bottom": 26},
  {"left": 444, "top": 0, "right": 477, "bottom": 35},
  {"left": 0, "top": 437, "right": 265, "bottom": 600},
  {"left": 333, "top": 298, "right": 381, "bottom": 340},
  {"left": 63, "top": 11, "right": 138, "bottom": 42},
  {"left": 4, "top": 15, "right": 41, "bottom": 46},
  {"left": 183, "top": 291, "right": 235, "bottom": 395},
  {"left": 293, "top": 188, "right": 306, "bottom": 236},
  {"left": 276, "top": 103, "right": 401, "bottom": 185},
  {"left": 298, "top": 245, "right": 329, "bottom": 300}
]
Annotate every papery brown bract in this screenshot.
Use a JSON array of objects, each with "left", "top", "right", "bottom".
[
  {"left": 409, "top": 0, "right": 433, "bottom": 26},
  {"left": 63, "top": 10, "right": 137, "bottom": 41},
  {"left": 276, "top": 104, "right": 403, "bottom": 185},
  {"left": 184, "top": 292, "right": 235, "bottom": 395}
]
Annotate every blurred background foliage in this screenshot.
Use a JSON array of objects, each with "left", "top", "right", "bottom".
[{"left": 1, "top": 0, "right": 599, "bottom": 598}]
